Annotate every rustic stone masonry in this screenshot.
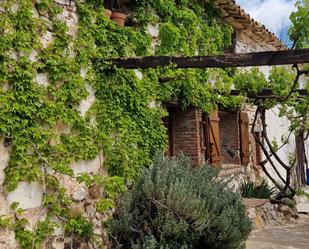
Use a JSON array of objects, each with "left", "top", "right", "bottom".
[
  {"left": 0, "top": 0, "right": 294, "bottom": 248},
  {"left": 243, "top": 198, "right": 300, "bottom": 230}
]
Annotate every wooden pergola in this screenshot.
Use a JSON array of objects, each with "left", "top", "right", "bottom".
[
  {"left": 112, "top": 47, "right": 309, "bottom": 191},
  {"left": 112, "top": 48, "right": 309, "bottom": 69}
]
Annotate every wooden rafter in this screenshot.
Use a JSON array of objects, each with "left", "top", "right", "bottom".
[{"left": 112, "top": 48, "right": 309, "bottom": 69}]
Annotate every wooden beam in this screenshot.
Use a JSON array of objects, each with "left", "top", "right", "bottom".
[
  {"left": 112, "top": 49, "right": 309, "bottom": 69},
  {"left": 230, "top": 88, "right": 308, "bottom": 98}
]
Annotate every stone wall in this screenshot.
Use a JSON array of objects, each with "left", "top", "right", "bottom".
[
  {"left": 243, "top": 198, "right": 300, "bottom": 230},
  {"left": 0, "top": 1, "right": 110, "bottom": 248},
  {"left": 0, "top": 1, "right": 300, "bottom": 248}
]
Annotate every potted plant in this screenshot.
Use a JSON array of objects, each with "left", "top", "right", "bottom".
[
  {"left": 111, "top": 0, "right": 128, "bottom": 26},
  {"left": 111, "top": 12, "right": 127, "bottom": 26}
]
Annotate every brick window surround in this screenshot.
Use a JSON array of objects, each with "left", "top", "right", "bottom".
[{"left": 164, "top": 107, "right": 253, "bottom": 167}]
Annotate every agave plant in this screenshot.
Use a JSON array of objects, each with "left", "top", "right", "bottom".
[{"left": 241, "top": 179, "right": 276, "bottom": 199}]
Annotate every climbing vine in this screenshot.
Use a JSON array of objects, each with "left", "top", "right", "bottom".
[
  {"left": 1, "top": 0, "right": 306, "bottom": 246},
  {"left": 0, "top": 0, "right": 239, "bottom": 248}
]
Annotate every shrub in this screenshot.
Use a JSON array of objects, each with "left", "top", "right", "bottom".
[
  {"left": 109, "top": 155, "right": 252, "bottom": 249},
  {"left": 241, "top": 180, "right": 276, "bottom": 199}
]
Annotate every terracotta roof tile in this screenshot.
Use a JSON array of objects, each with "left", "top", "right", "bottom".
[{"left": 214, "top": 0, "right": 287, "bottom": 50}]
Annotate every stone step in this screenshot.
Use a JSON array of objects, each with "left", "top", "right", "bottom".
[{"left": 296, "top": 202, "right": 309, "bottom": 213}]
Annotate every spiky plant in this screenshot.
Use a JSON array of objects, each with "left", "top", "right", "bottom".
[{"left": 241, "top": 179, "right": 276, "bottom": 199}]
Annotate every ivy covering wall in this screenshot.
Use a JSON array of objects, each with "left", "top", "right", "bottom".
[{"left": 0, "top": 0, "right": 242, "bottom": 247}]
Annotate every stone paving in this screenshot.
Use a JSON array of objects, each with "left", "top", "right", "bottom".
[{"left": 246, "top": 216, "right": 309, "bottom": 249}]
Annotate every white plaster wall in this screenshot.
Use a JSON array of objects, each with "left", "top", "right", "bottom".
[
  {"left": 236, "top": 29, "right": 297, "bottom": 186},
  {"left": 264, "top": 107, "right": 295, "bottom": 183},
  {"left": 147, "top": 24, "right": 159, "bottom": 53}
]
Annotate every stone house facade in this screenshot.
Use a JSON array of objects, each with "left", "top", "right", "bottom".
[
  {"left": 0, "top": 0, "right": 296, "bottom": 248},
  {"left": 163, "top": 0, "right": 292, "bottom": 184}
]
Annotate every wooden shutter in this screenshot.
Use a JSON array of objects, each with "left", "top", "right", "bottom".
[
  {"left": 240, "top": 111, "right": 250, "bottom": 165},
  {"left": 163, "top": 109, "right": 175, "bottom": 157},
  {"left": 207, "top": 110, "right": 221, "bottom": 167}
]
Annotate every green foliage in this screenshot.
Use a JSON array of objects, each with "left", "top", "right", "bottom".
[
  {"left": 289, "top": 0, "right": 309, "bottom": 48},
  {"left": 233, "top": 65, "right": 308, "bottom": 132},
  {"left": 158, "top": 22, "right": 181, "bottom": 54},
  {"left": 268, "top": 67, "right": 295, "bottom": 96},
  {"left": 14, "top": 218, "right": 56, "bottom": 249},
  {"left": 233, "top": 68, "right": 268, "bottom": 94},
  {"left": 0, "top": 0, "right": 237, "bottom": 192},
  {"left": 0, "top": 216, "right": 11, "bottom": 229},
  {"left": 96, "top": 198, "right": 115, "bottom": 213},
  {"left": 240, "top": 180, "right": 276, "bottom": 199},
  {"left": 0, "top": 0, "right": 240, "bottom": 247},
  {"left": 2, "top": 0, "right": 307, "bottom": 247},
  {"left": 65, "top": 215, "right": 93, "bottom": 240},
  {"left": 109, "top": 155, "right": 252, "bottom": 249},
  {"left": 295, "top": 188, "right": 309, "bottom": 198}
]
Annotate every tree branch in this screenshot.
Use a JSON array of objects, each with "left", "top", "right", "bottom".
[
  {"left": 260, "top": 110, "right": 289, "bottom": 170},
  {"left": 252, "top": 107, "right": 285, "bottom": 190}
]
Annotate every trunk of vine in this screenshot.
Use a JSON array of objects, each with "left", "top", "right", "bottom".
[
  {"left": 252, "top": 106, "right": 296, "bottom": 200},
  {"left": 295, "top": 126, "right": 308, "bottom": 187}
]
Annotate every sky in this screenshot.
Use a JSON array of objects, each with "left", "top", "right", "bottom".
[{"left": 235, "top": 0, "right": 297, "bottom": 45}]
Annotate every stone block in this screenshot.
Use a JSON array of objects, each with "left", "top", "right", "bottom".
[
  {"left": 147, "top": 24, "right": 159, "bottom": 38},
  {"left": 80, "top": 67, "right": 88, "bottom": 79},
  {"left": 72, "top": 186, "right": 88, "bottom": 202},
  {"left": 7, "top": 182, "right": 43, "bottom": 209},
  {"left": 40, "top": 31, "right": 53, "bottom": 49},
  {"left": 0, "top": 229, "right": 18, "bottom": 249},
  {"left": 44, "top": 235, "right": 64, "bottom": 249},
  {"left": 84, "top": 202, "right": 96, "bottom": 219},
  {"left": 55, "top": 0, "right": 71, "bottom": 4},
  {"left": 134, "top": 69, "right": 143, "bottom": 80},
  {"left": 35, "top": 72, "right": 49, "bottom": 87},
  {"left": 70, "top": 154, "right": 103, "bottom": 176},
  {"left": 0, "top": 190, "right": 10, "bottom": 216},
  {"left": 29, "top": 50, "right": 38, "bottom": 62},
  {"left": 17, "top": 207, "right": 47, "bottom": 230},
  {"left": 58, "top": 175, "right": 76, "bottom": 197},
  {"left": 71, "top": 202, "right": 85, "bottom": 215},
  {"left": 296, "top": 202, "right": 309, "bottom": 213}
]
